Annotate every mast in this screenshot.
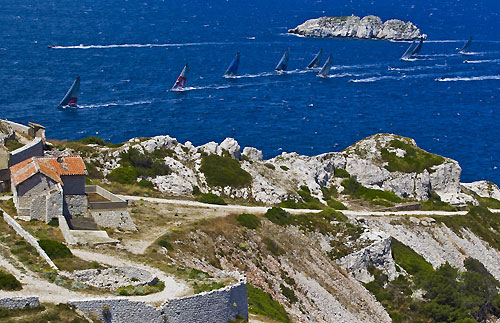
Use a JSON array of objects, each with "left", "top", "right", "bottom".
[
  {"left": 172, "top": 63, "right": 189, "bottom": 90},
  {"left": 411, "top": 38, "right": 424, "bottom": 56},
  {"left": 58, "top": 76, "right": 80, "bottom": 107},
  {"left": 223, "top": 52, "right": 240, "bottom": 77},
  {"left": 275, "top": 48, "right": 290, "bottom": 71},
  {"left": 318, "top": 54, "right": 333, "bottom": 77},
  {"left": 460, "top": 37, "right": 472, "bottom": 53},
  {"left": 307, "top": 49, "right": 323, "bottom": 69}
]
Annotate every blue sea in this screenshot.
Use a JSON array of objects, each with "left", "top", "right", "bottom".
[{"left": 1, "top": 0, "right": 500, "bottom": 183}]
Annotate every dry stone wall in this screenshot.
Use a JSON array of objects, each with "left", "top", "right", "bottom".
[{"left": 0, "top": 296, "right": 39, "bottom": 309}]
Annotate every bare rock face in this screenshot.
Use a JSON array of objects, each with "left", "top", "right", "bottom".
[
  {"left": 462, "top": 181, "right": 500, "bottom": 201},
  {"left": 219, "top": 138, "right": 241, "bottom": 159},
  {"left": 288, "top": 15, "right": 424, "bottom": 40},
  {"left": 242, "top": 147, "right": 263, "bottom": 162}
]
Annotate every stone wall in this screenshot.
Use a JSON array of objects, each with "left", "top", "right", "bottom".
[
  {"left": 46, "top": 189, "right": 63, "bottom": 222},
  {"left": 69, "top": 276, "right": 248, "bottom": 323},
  {"left": 58, "top": 215, "right": 77, "bottom": 245},
  {"left": 9, "top": 137, "right": 44, "bottom": 167},
  {"left": 2, "top": 210, "right": 58, "bottom": 269},
  {"left": 29, "top": 195, "right": 46, "bottom": 221},
  {"left": 162, "top": 279, "right": 248, "bottom": 323},
  {"left": 90, "top": 210, "right": 136, "bottom": 231},
  {"left": 0, "top": 296, "right": 40, "bottom": 309},
  {"left": 86, "top": 185, "right": 127, "bottom": 210},
  {"left": 16, "top": 174, "right": 58, "bottom": 210},
  {"left": 63, "top": 194, "right": 88, "bottom": 217}
]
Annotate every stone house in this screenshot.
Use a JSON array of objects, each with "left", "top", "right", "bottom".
[
  {"left": 0, "top": 144, "right": 8, "bottom": 181},
  {"left": 9, "top": 156, "right": 87, "bottom": 222}
]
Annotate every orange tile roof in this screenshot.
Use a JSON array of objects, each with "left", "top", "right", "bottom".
[{"left": 10, "top": 156, "right": 86, "bottom": 187}]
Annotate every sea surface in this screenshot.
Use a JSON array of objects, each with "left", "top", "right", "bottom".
[{"left": 1, "top": 0, "right": 500, "bottom": 183}]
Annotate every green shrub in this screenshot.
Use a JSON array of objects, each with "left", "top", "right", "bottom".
[
  {"left": 477, "top": 196, "right": 500, "bottom": 209},
  {"left": 327, "top": 199, "right": 347, "bottom": 210},
  {"left": 280, "top": 283, "right": 298, "bottom": 303},
  {"left": 247, "top": 285, "right": 290, "bottom": 323},
  {"left": 200, "top": 155, "right": 252, "bottom": 188},
  {"left": 279, "top": 186, "right": 325, "bottom": 210},
  {"left": 192, "top": 281, "right": 225, "bottom": 294},
  {"left": 38, "top": 239, "right": 72, "bottom": 259},
  {"left": 420, "top": 191, "right": 456, "bottom": 211},
  {"left": 196, "top": 193, "right": 227, "bottom": 205},
  {"left": 391, "top": 239, "right": 434, "bottom": 284},
  {"left": 192, "top": 186, "right": 201, "bottom": 195},
  {"left": 84, "top": 162, "right": 103, "bottom": 179},
  {"left": 341, "top": 178, "right": 402, "bottom": 203},
  {"left": 158, "top": 239, "right": 173, "bottom": 250},
  {"left": 47, "top": 218, "right": 59, "bottom": 227},
  {"left": 0, "top": 272, "right": 22, "bottom": 291},
  {"left": 264, "top": 163, "right": 275, "bottom": 170},
  {"left": 77, "top": 136, "right": 106, "bottom": 146},
  {"left": 236, "top": 214, "right": 261, "bottom": 229},
  {"left": 265, "top": 207, "right": 293, "bottom": 226},
  {"left": 334, "top": 168, "right": 350, "bottom": 178},
  {"left": 263, "top": 237, "right": 284, "bottom": 257},
  {"left": 280, "top": 165, "right": 289, "bottom": 171},
  {"left": 4, "top": 138, "right": 23, "bottom": 151},
  {"left": 137, "top": 179, "right": 154, "bottom": 189},
  {"left": 381, "top": 139, "right": 445, "bottom": 173},
  {"left": 108, "top": 166, "right": 137, "bottom": 185},
  {"left": 119, "top": 147, "right": 170, "bottom": 179}
]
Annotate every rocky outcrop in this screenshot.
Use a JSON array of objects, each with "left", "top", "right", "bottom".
[
  {"left": 462, "top": 181, "right": 500, "bottom": 201},
  {"left": 288, "top": 15, "right": 425, "bottom": 40}
]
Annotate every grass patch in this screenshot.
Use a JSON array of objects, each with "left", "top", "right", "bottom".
[
  {"left": 247, "top": 284, "right": 290, "bottom": 323},
  {"left": 391, "top": 239, "right": 434, "bottom": 284},
  {"left": 196, "top": 193, "right": 227, "bottom": 205},
  {"left": 0, "top": 303, "right": 89, "bottom": 323},
  {"left": 4, "top": 138, "right": 24, "bottom": 151},
  {"left": 200, "top": 154, "right": 252, "bottom": 188},
  {"left": 192, "top": 281, "right": 225, "bottom": 294},
  {"left": 420, "top": 191, "right": 456, "bottom": 211},
  {"left": 157, "top": 234, "right": 174, "bottom": 250},
  {"left": 263, "top": 237, "right": 285, "bottom": 257},
  {"left": 334, "top": 168, "right": 350, "bottom": 178},
  {"left": 341, "top": 178, "right": 402, "bottom": 204},
  {"left": 381, "top": 139, "right": 445, "bottom": 174},
  {"left": 117, "top": 281, "right": 165, "bottom": 296},
  {"left": 327, "top": 199, "right": 347, "bottom": 210},
  {"left": 477, "top": 196, "right": 500, "bottom": 209},
  {"left": 0, "top": 198, "right": 17, "bottom": 216},
  {"left": 38, "top": 239, "right": 72, "bottom": 259},
  {"left": 76, "top": 136, "right": 123, "bottom": 148},
  {"left": 236, "top": 213, "right": 261, "bottom": 229},
  {"left": 279, "top": 185, "right": 325, "bottom": 210}
]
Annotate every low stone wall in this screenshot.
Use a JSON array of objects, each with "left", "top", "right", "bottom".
[
  {"left": 69, "top": 275, "right": 248, "bottom": 323},
  {"left": 63, "top": 194, "right": 88, "bottom": 217},
  {"left": 2, "top": 120, "right": 30, "bottom": 136},
  {"left": 0, "top": 296, "right": 40, "bottom": 309},
  {"left": 162, "top": 279, "right": 248, "bottom": 323},
  {"left": 59, "top": 215, "right": 77, "bottom": 245},
  {"left": 9, "top": 137, "right": 44, "bottom": 167},
  {"left": 90, "top": 210, "right": 136, "bottom": 231},
  {"left": 2, "top": 210, "right": 58, "bottom": 269},
  {"left": 86, "top": 185, "right": 127, "bottom": 210}
]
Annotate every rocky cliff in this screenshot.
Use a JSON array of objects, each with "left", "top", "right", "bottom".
[{"left": 288, "top": 15, "right": 425, "bottom": 40}]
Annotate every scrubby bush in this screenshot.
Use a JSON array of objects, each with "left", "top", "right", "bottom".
[
  {"left": 263, "top": 237, "right": 284, "bottom": 256},
  {"left": 420, "top": 191, "right": 456, "bottom": 211},
  {"left": 38, "top": 239, "right": 72, "bottom": 259},
  {"left": 265, "top": 207, "right": 292, "bottom": 226},
  {"left": 137, "top": 179, "right": 154, "bottom": 189},
  {"left": 381, "top": 139, "right": 445, "bottom": 173},
  {"left": 108, "top": 166, "right": 137, "bottom": 185},
  {"left": 236, "top": 214, "right": 261, "bottom": 229},
  {"left": 0, "top": 272, "right": 22, "bottom": 291},
  {"left": 84, "top": 161, "right": 103, "bottom": 179},
  {"left": 280, "top": 165, "right": 289, "bottom": 171},
  {"left": 334, "top": 168, "right": 350, "bottom": 178},
  {"left": 118, "top": 281, "right": 165, "bottom": 296},
  {"left": 200, "top": 155, "right": 252, "bottom": 188},
  {"left": 264, "top": 163, "right": 275, "bottom": 170},
  {"left": 341, "top": 178, "right": 402, "bottom": 204},
  {"left": 327, "top": 199, "right": 347, "bottom": 210},
  {"left": 280, "top": 283, "right": 298, "bottom": 304},
  {"left": 157, "top": 237, "right": 173, "bottom": 250},
  {"left": 196, "top": 193, "right": 227, "bottom": 205}
]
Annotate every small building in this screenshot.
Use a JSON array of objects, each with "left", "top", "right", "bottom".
[{"left": 10, "top": 156, "right": 87, "bottom": 222}]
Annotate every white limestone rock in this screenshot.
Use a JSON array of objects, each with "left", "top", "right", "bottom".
[
  {"left": 288, "top": 15, "right": 424, "bottom": 40},
  {"left": 242, "top": 147, "right": 263, "bottom": 162},
  {"left": 462, "top": 181, "right": 500, "bottom": 201},
  {"left": 219, "top": 138, "right": 241, "bottom": 159}
]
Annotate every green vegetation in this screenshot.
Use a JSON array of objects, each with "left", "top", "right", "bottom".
[
  {"left": 192, "top": 281, "right": 225, "bottom": 294},
  {"left": 264, "top": 163, "right": 275, "bottom": 170},
  {"left": 119, "top": 147, "right": 170, "bottom": 178},
  {"left": 157, "top": 234, "right": 174, "bottom": 250},
  {"left": 117, "top": 281, "right": 165, "bottom": 296},
  {"left": 341, "top": 178, "right": 402, "bottom": 206},
  {"left": 196, "top": 193, "right": 227, "bottom": 205},
  {"left": 0, "top": 303, "right": 89, "bottom": 323},
  {"left": 38, "top": 239, "right": 72, "bottom": 259},
  {"left": 4, "top": 138, "right": 23, "bottom": 151},
  {"left": 0, "top": 198, "right": 17, "bottom": 216},
  {"left": 420, "top": 191, "right": 456, "bottom": 211},
  {"left": 0, "top": 271, "right": 22, "bottom": 291},
  {"left": 200, "top": 154, "right": 252, "bottom": 188},
  {"left": 84, "top": 161, "right": 103, "bottom": 179},
  {"left": 77, "top": 136, "right": 123, "bottom": 148},
  {"left": 477, "top": 196, "right": 500, "bottom": 209},
  {"left": 247, "top": 284, "right": 290, "bottom": 323},
  {"left": 108, "top": 166, "right": 137, "bottom": 185},
  {"left": 381, "top": 139, "right": 445, "bottom": 173},
  {"left": 365, "top": 239, "right": 500, "bottom": 323},
  {"left": 280, "top": 283, "right": 298, "bottom": 304},
  {"left": 265, "top": 207, "right": 293, "bottom": 226},
  {"left": 280, "top": 165, "right": 289, "bottom": 171},
  {"left": 279, "top": 185, "right": 325, "bottom": 210},
  {"left": 334, "top": 168, "right": 350, "bottom": 178},
  {"left": 263, "top": 237, "right": 285, "bottom": 257},
  {"left": 236, "top": 213, "right": 261, "bottom": 229},
  {"left": 327, "top": 199, "right": 347, "bottom": 210},
  {"left": 137, "top": 179, "right": 154, "bottom": 189}
]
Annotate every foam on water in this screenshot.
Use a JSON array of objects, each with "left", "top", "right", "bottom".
[{"left": 435, "top": 75, "right": 500, "bottom": 82}]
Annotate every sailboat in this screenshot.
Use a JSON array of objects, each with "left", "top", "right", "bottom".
[
  {"left": 58, "top": 76, "right": 80, "bottom": 107},
  {"left": 411, "top": 38, "right": 424, "bottom": 56},
  {"left": 401, "top": 41, "right": 417, "bottom": 60},
  {"left": 171, "top": 63, "right": 189, "bottom": 91},
  {"left": 460, "top": 37, "right": 473, "bottom": 54},
  {"left": 275, "top": 48, "right": 290, "bottom": 72},
  {"left": 307, "top": 49, "right": 323, "bottom": 69},
  {"left": 223, "top": 52, "right": 240, "bottom": 77},
  {"left": 317, "top": 54, "right": 333, "bottom": 78}
]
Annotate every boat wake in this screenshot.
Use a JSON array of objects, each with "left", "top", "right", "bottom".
[
  {"left": 324, "top": 72, "right": 371, "bottom": 79},
  {"left": 223, "top": 72, "right": 275, "bottom": 79},
  {"left": 51, "top": 42, "right": 232, "bottom": 49},
  {"left": 463, "top": 59, "right": 500, "bottom": 64},
  {"left": 388, "top": 64, "right": 447, "bottom": 72},
  {"left": 435, "top": 75, "right": 500, "bottom": 82},
  {"left": 65, "top": 100, "right": 153, "bottom": 109},
  {"left": 418, "top": 53, "right": 458, "bottom": 58}
]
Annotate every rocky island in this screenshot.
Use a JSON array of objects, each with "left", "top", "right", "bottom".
[{"left": 288, "top": 15, "right": 425, "bottom": 40}]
